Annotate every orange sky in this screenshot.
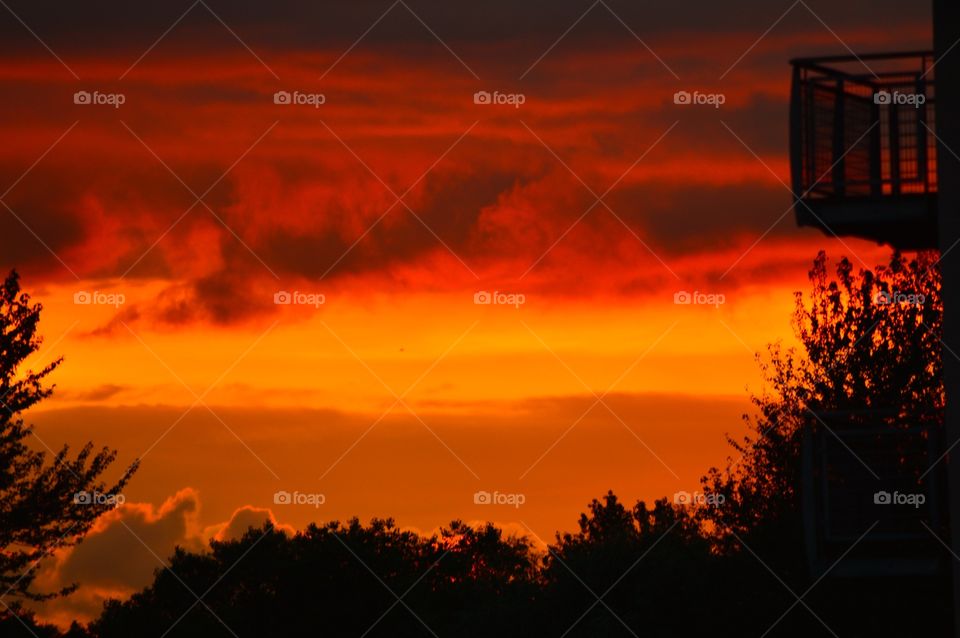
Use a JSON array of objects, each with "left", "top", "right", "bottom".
[{"left": 0, "top": 0, "right": 931, "bottom": 626}]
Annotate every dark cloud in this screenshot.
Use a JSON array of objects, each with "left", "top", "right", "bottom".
[
  {"left": 30, "top": 489, "right": 291, "bottom": 627},
  {"left": 56, "top": 489, "right": 203, "bottom": 589},
  {"left": 0, "top": 199, "right": 86, "bottom": 277},
  {"left": 57, "top": 384, "right": 130, "bottom": 402},
  {"left": 208, "top": 505, "right": 294, "bottom": 541},
  {"left": 252, "top": 165, "right": 518, "bottom": 279},
  {"left": 0, "top": 0, "right": 930, "bottom": 327},
  {"left": 30, "top": 489, "right": 205, "bottom": 625},
  {"left": 0, "top": 0, "right": 930, "bottom": 64},
  {"left": 607, "top": 181, "right": 794, "bottom": 253}
]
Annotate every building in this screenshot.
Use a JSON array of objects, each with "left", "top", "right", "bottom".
[{"left": 789, "top": 1, "right": 959, "bottom": 633}]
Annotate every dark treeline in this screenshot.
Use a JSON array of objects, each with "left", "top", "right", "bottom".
[
  {"left": 23, "top": 493, "right": 949, "bottom": 637},
  {"left": 0, "top": 252, "right": 953, "bottom": 637}
]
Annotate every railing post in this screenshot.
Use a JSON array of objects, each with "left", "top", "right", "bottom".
[
  {"left": 832, "top": 79, "right": 846, "bottom": 196},
  {"left": 790, "top": 65, "right": 804, "bottom": 196},
  {"left": 890, "top": 104, "right": 902, "bottom": 196},
  {"left": 870, "top": 96, "right": 883, "bottom": 197},
  {"left": 917, "top": 76, "right": 930, "bottom": 193},
  {"left": 806, "top": 80, "right": 816, "bottom": 192}
]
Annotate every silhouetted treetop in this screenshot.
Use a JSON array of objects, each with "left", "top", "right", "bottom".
[{"left": 0, "top": 270, "right": 137, "bottom": 612}]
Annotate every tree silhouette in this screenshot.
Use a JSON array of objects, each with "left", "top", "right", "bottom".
[
  {"left": 695, "top": 251, "right": 949, "bottom": 636},
  {"left": 699, "top": 251, "right": 942, "bottom": 547},
  {"left": 89, "top": 518, "right": 539, "bottom": 638},
  {"left": 0, "top": 270, "right": 137, "bottom": 623},
  {"left": 26, "top": 251, "right": 953, "bottom": 637},
  {"left": 540, "top": 492, "right": 715, "bottom": 637}
]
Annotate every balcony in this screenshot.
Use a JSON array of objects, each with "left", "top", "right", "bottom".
[
  {"left": 802, "top": 410, "right": 946, "bottom": 577},
  {"left": 790, "top": 52, "right": 938, "bottom": 249}
]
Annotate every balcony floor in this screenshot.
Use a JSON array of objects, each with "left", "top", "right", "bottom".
[{"left": 795, "top": 194, "right": 938, "bottom": 250}]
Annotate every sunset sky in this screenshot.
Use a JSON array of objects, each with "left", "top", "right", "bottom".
[{"left": 0, "top": 0, "right": 931, "bottom": 626}]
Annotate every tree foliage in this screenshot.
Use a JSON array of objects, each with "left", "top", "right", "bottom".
[
  {"left": 699, "top": 251, "right": 943, "bottom": 547},
  {"left": 90, "top": 518, "right": 539, "bottom": 638},
  {"left": 0, "top": 270, "right": 137, "bottom": 616},
  {"left": 12, "top": 252, "right": 950, "bottom": 637}
]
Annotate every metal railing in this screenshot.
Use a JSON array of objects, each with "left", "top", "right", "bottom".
[
  {"left": 802, "top": 409, "right": 946, "bottom": 576},
  {"left": 790, "top": 52, "right": 937, "bottom": 202}
]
